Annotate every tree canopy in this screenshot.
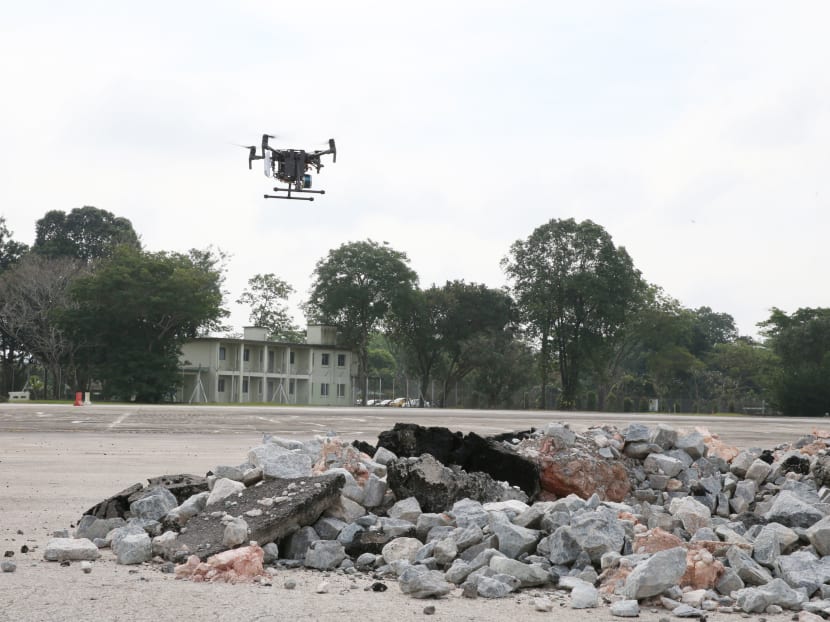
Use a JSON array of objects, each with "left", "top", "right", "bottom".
[
  {"left": 502, "top": 218, "right": 644, "bottom": 409},
  {"left": 305, "top": 239, "right": 418, "bottom": 400},
  {"left": 237, "top": 273, "right": 300, "bottom": 341},
  {"left": 33, "top": 206, "right": 140, "bottom": 263},
  {"left": 60, "top": 246, "right": 227, "bottom": 402}
]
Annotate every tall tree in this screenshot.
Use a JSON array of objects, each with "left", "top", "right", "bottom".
[
  {"left": 237, "top": 273, "right": 300, "bottom": 341},
  {"left": 0, "top": 217, "right": 30, "bottom": 396},
  {"left": 759, "top": 307, "right": 830, "bottom": 416},
  {"left": 33, "top": 206, "right": 140, "bottom": 263},
  {"left": 502, "top": 218, "right": 644, "bottom": 409},
  {"left": 305, "top": 240, "right": 418, "bottom": 401},
  {"left": 0, "top": 254, "right": 87, "bottom": 398},
  {"left": 60, "top": 246, "right": 227, "bottom": 402}
]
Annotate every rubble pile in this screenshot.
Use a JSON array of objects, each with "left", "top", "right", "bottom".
[{"left": 38, "top": 420, "right": 830, "bottom": 617}]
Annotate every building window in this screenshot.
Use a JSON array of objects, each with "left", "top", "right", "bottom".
[
  {"left": 289, "top": 379, "right": 295, "bottom": 395},
  {"left": 243, "top": 348, "right": 250, "bottom": 362},
  {"left": 242, "top": 379, "right": 249, "bottom": 393},
  {"left": 321, "top": 353, "right": 330, "bottom": 366},
  {"left": 219, "top": 347, "right": 226, "bottom": 361},
  {"left": 337, "top": 354, "right": 346, "bottom": 367},
  {"left": 289, "top": 351, "right": 295, "bottom": 364},
  {"left": 320, "top": 383, "right": 329, "bottom": 397},
  {"left": 337, "top": 383, "right": 346, "bottom": 398},
  {"left": 218, "top": 379, "right": 225, "bottom": 393}
]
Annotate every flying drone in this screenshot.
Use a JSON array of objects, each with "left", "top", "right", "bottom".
[{"left": 243, "top": 134, "right": 337, "bottom": 201}]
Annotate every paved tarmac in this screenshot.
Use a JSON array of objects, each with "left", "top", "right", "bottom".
[{"left": 0, "top": 402, "right": 826, "bottom": 448}]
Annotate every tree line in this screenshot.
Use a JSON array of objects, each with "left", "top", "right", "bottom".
[{"left": 0, "top": 209, "right": 826, "bottom": 415}]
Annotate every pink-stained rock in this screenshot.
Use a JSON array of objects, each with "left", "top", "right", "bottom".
[
  {"left": 313, "top": 439, "right": 371, "bottom": 484},
  {"left": 598, "top": 565, "right": 631, "bottom": 596},
  {"left": 174, "top": 544, "right": 267, "bottom": 583},
  {"left": 536, "top": 437, "right": 630, "bottom": 502},
  {"left": 696, "top": 427, "right": 739, "bottom": 463},
  {"left": 633, "top": 528, "right": 684, "bottom": 554},
  {"left": 681, "top": 546, "right": 724, "bottom": 590}
]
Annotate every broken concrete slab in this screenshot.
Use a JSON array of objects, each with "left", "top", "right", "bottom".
[{"left": 159, "top": 473, "right": 344, "bottom": 561}]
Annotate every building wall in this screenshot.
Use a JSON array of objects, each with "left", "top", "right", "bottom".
[{"left": 177, "top": 332, "right": 355, "bottom": 406}]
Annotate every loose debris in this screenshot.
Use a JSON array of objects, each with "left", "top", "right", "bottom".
[{"left": 30, "top": 420, "right": 830, "bottom": 617}]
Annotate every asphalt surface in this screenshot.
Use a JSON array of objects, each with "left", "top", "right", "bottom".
[{"left": 0, "top": 402, "right": 826, "bottom": 448}]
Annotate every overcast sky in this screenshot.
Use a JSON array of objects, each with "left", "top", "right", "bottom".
[{"left": 2, "top": 1, "right": 828, "bottom": 338}]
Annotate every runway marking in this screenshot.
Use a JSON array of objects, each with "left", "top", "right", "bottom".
[
  {"left": 338, "top": 418, "right": 367, "bottom": 423},
  {"left": 108, "top": 413, "right": 130, "bottom": 429}
]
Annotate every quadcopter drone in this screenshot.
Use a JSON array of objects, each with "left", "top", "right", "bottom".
[{"left": 243, "top": 134, "right": 337, "bottom": 201}]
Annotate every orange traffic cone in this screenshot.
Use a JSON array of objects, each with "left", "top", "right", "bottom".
[{"left": 74, "top": 391, "right": 83, "bottom": 406}]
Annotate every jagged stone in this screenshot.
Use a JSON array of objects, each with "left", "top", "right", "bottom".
[
  {"left": 114, "top": 532, "right": 152, "bottom": 565},
  {"left": 726, "top": 546, "right": 773, "bottom": 586},
  {"left": 398, "top": 566, "right": 452, "bottom": 598},
  {"left": 669, "top": 496, "right": 711, "bottom": 533},
  {"left": 129, "top": 486, "right": 179, "bottom": 521},
  {"left": 489, "top": 556, "right": 549, "bottom": 587},
  {"left": 569, "top": 506, "right": 626, "bottom": 563},
  {"left": 304, "top": 540, "right": 346, "bottom": 570},
  {"left": 74, "top": 515, "right": 126, "bottom": 541},
  {"left": 570, "top": 581, "right": 599, "bottom": 608},
  {"left": 381, "top": 537, "right": 422, "bottom": 563},
  {"left": 676, "top": 432, "right": 706, "bottom": 459},
  {"left": 806, "top": 515, "right": 830, "bottom": 556},
  {"left": 159, "top": 474, "right": 344, "bottom": 561},
  {"left": 387, "top": 454, "right": 526, "bottom": 514},
  {"left": 261, "top": 453, "right": 313, "bottom": 479},
  {"left": 489, "top": 512, "right": 539, "bottom": 559},
  {"left": 611, "top": 599, "right": 640, "bottom": 617},
  {"left": 206, "top": 478, "right": 246, "bottom": 506},
  {"left": 764, "top": 490, "right": 825, "bottom": 528},
  {"left": 777, "top": 550, "right": 830, "bottom": 596},
  {"left": 621, "top": 546, "right": 687, "bottom": 599},
  {"left": 735, "top": 578, "right": 806, "bottom": 613},
  {"left": 283, "top": 526, "right": 320, "bottom": 560}
]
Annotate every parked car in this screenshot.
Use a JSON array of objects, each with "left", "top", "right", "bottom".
[{"left": 389, "top": 397, "right": 407, "bottom": 407}]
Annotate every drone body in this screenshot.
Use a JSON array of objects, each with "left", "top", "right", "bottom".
[{"left": 245, "top": 134, "right": 337, "bottom": 201}]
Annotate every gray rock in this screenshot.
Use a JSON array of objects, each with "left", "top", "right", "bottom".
[
  {"left": 570, "top": 581, "right": 599, "bottom": 608},
  {"left": 649, "top": 424, "right": 678, "bottom": 450},
  {"left": 44, "top": 538, "right": 101, "bottom": 562},
  {"left": 735, "top": 578, "right": 806, "bottom": 613},
  {"left": 806, "top": 515, "right": 830, "bottom": 556},
  {"left": 476, "top": 575, "right": 515, "bottom": 598},
  {"left": 543, "top": 423, "right": 576, "bottom": 447},
  {"left": 114, "top": 532, "right": 152, "bottom": 565},
  {"left": 489, "top": 512, "right": 539, "bottom": 559},
  {"left": 610, "top": 599, "right": 640, "bottom": 617},
  {"left": 644, "top": 453, "right": 685, "bottom": 478},
  {"left": 222, "top": 517, "right": 248, "bottom": 547},
  {"left": 362, "top": 474, "right": 387, "bottom": 508},
  {"left": 166, "top": 491, "right": 209, "bottom": 526},
  {"left": 568, "top": 507, "right": 626, "bottom": 564},
  {"left": 323, "top": 495, "right": 365, "bottom": 523},
  {"left": 726, "top": 546, "right": 773, "bottom": 586},
  {"left": 381, "top": 537, "right": 422, "bottom": 564},
  {"left": 753, "top": 525, "right": 782, "bottom": 568},
  {"left": 621, "top": 546, "right": 687, "bottom": 600},
  {"left": 284, "top": 525, "right": 321, "bottom": 560},
  {"left": 745, "top": 459, "right": 773, "bottom": 484},
  {"left": 716, "top": 568, "right": 744, "bottom": 595},
  {"left": 489, "top": 556, "right": 549, "bottom": 587},
  {"left": 1, "top": 560, "right": 16, "bottom": 573},
  {"left": 261, "top": 453, "right": 313, "bottom": 479},
  {"left": 398, "top": 566, "right": 452, "bottom": 598},
  {"left": 373, "top": 446, "right": 397, "bottom": 466},
  {"left": 433, "top": 537, "right": 458, "bottom": 566},
  {"left": 675, "top": 432, "right": 706, "bottom": 459},
  {"left": 130, "top": 487, "right": 178, "bottom": 521},
  {"left": 388, "top": 497, "right": 422, "bottom": 523},
  {"left": 544, "top": 526, "right": 581, "bottom": 565},
  {"left": 355, "top": 552, "right": 377, "bottom": 570},
  {"left": 452, "top": 524, "right": 484, "bottom": 552},
  {"left": 672, "top": 604, "right": 705, "bottom": 618},
  {"left": 74, "top": 515, "right": 127, "bottom": 541},
  {"left": 304, "top": 540, "right": 346, "bottom": 570},
  {"left": 669, "top": 496, "right": 711, "bottom": 532},
  {"left": 777, "top": 550, "right": 830, "bottom": 596},
  {"left": 416, "top": 513, "right": 454, "bottom": 541},
  {"left": 377, "top": 517, "right": 416, "bottom": 538},
  {"left": 262, "top": 542, "right": 279, "bottom": 564},
  {"left": 451, "top": 499, "right": 489, "bottom": 529},
  {"left": 623, "top": 424, "right": 651, "bottom": 443},
  {"left": 764, "top": 490, "right": 825, "bottom": 528},
  {"left": 313, "top": 516, "right": 346, "bottom": 540},
  {"left": 206, "top": 478, "right": 246, "bottom": 506}
]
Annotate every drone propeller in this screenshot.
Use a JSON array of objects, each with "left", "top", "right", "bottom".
[{"left": 329, "top": 139, "right": 336, "bottom": 163}]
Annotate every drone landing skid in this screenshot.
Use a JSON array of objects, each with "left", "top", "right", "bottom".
[{"left": 264, "top": 186, "right": 327, "bottom": 202}]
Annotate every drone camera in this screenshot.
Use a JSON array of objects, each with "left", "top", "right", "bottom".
[{"left": 303, "top": 174, "right": 312, "bottom": 189}]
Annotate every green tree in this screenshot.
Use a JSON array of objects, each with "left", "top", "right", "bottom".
[
  {"left": 0, "top": 254, "right": 88, "bottom": 398},
  {"left": 502, "top": 218, "right": 644, "bottom": 409},
  {"left": 0, "top": 217, "right": 30, "bottom": 397},
  {"left": 237, "top": 273, "right": 300, "bottom": 341},
  {"left": 33, "top": 206, "right": 140, "bottom": 263},
  {"left": 689, "top": 306, "right": 738, "bottom": 357},
  {"left": 432, "top": 281, "right": 515, "bottom": 406},
  {"left": 760, "top": 307, "right": 830, "bottom": 416},
  {"left": 61, "top": 246, "right": 227, "bottom": 402},
  {"left": 305, "top": 240, "right": 418, "bottom": 401}
]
